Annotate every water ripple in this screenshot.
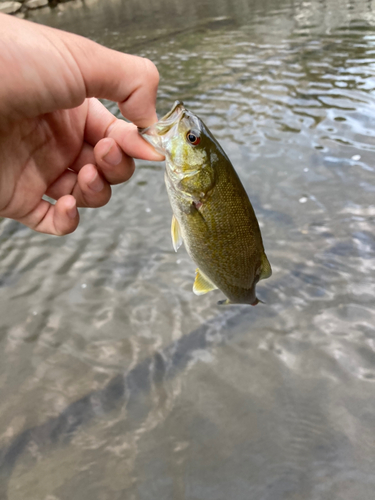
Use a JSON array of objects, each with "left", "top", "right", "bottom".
[{"left": 1, "top": 0, "right": 375, "bottom": 498}]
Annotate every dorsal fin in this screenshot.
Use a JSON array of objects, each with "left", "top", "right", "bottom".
[
  {"left": 193, "top": 269, "right": 217, "bottom": 295},
  {"left": 171, "top": 215, "right": 183, "bottom": 252}
]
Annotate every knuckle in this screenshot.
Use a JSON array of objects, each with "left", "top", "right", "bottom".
[
  {"left": 143, "top": 58, "right": 159, "bottom": 88},
  {"left": 84, "top": 187, "right": 111, "bottom": 208}
]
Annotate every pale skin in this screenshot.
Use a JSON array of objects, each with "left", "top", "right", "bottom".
[{"left": 0, "top": 13, "right": 164, "bottom": 236}]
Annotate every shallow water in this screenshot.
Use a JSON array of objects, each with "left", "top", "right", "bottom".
[{"left": 1, "top": 0, "right": 375, "bottom": 498}]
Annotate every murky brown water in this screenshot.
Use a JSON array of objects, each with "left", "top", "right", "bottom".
[{"left": 1, "top": 0, "right": 375, "bottom": 498}]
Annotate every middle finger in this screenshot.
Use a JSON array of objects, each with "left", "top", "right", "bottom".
[{"left": 94, "top": 137, "right": 135, "bottom": 185}]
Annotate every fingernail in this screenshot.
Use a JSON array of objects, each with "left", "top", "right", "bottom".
[
  {"left": 89, "top": 172, "right": 104, "bottom": 193},
  {"left": 103, "top": 144, "right": 122, "bottom": 166},
  {"left": 67, "top": 199, "right": 77, "bottom": 219}
]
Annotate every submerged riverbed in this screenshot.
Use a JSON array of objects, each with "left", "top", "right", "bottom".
[{"left": 1, "top": 0, "right": 375, "bottom": 499}]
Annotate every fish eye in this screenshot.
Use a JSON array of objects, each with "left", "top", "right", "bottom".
[{"left": 186, "top": 130, "right": 201, "bottom": 146}]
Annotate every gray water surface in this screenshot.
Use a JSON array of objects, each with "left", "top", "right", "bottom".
[{"left": 1, "top": 0, "right": 375, "bottom": 499}]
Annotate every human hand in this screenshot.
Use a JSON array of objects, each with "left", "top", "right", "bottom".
[{"left": 0, "top": 13, "right": 163, "bottom": 235}]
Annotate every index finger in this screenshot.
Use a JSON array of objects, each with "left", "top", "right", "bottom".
[{"left": 85, "top": 98, "right": 164, "bottom": 161}]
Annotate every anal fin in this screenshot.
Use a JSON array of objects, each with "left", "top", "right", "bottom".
[
  {"left": 193, "top": 269, "right": 217, "bottom": 295},
  {"left": 218, "top": 297, "right": 265, "bottom": 306},
  {"left": 218, "top": 298, "right": 231, "bottom": 305},
  {"left": 171, "top": 215, "right": 183, "bottom": 252}
]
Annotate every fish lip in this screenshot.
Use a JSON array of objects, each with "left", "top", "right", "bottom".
[
  {"left": 138, "top": 101, "right": 201, "bottom": 158},
  {"left": 138, "top": 101, "right": 188, "bottom": 156},
  {"left": 138, "top": 100, "right": 186, "bottom": 136},
  {"left": 160, "top": 100, "right": 186, "bottom": 123}
]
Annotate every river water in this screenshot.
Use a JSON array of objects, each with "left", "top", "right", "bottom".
[{"left": 1, "top": 0, "right": 375, "bottom": 498}]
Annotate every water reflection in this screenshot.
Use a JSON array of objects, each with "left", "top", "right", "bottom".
[{"left": 1, "top": 0, "right": 375, "bottom": 498}]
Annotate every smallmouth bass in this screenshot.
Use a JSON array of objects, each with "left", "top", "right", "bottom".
[{"left": 139, "top": 101, "right": 271, "bottom": 305}]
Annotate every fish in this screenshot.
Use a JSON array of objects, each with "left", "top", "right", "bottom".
[{"left": 139, "top": 101, "right": 272, "bottom": 305}]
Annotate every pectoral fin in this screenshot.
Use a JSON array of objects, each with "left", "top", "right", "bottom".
[
  {"left": 259, "top": 253, "right": 272, "bottom": 281},
  {"left": 193, "top": 269, "right": 218, "bottom": 295},
  {"left": 171, "top": 215, "right": 183, "bottom": 252}
]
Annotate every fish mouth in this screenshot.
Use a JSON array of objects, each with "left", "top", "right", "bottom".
[
  {"left": 139, "top": 100, "right": 185, "bottom": 135},
  {"left": 158, "top": 100, "right": 186, "bottom": 130},
  {"left": 138, "top": 101, "right": 186, "bottom": 154}
]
